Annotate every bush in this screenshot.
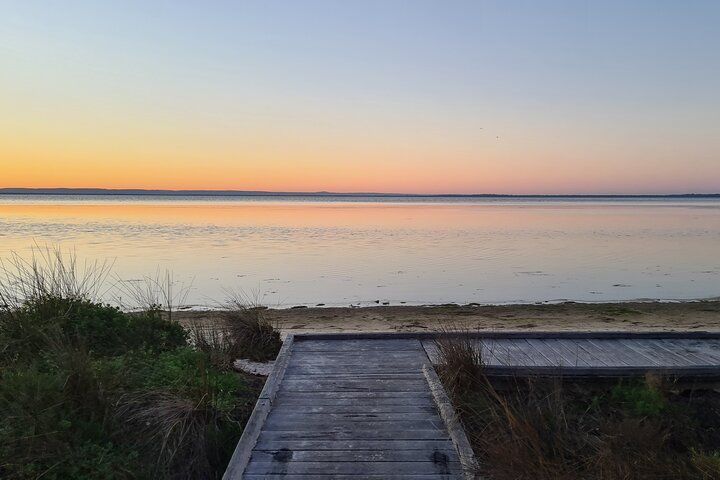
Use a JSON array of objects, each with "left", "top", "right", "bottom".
[
  {"left": 223, "top": 306, "right": 281, "bottom": 362},
  {"left": 0, "top": 249, "right": 276, "bottom": 478},
  {"left": 610, "top": 382, "right": 668, "bottom": 418},
  {"left": 125, "top": 310, "right": 188, "bottom": 353},
  {"left": 1, "top": 298, "right": 256, "bottom": 479},
  {"left": 2, "top": 297, "right": 187, "bottom": 364},
  {"left": 0, "top": 364, "right": 145, "bottom": 479}
]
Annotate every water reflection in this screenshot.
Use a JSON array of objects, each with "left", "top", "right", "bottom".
[{"left": 1, "top": 196, "right": 719, "bottom": 307}]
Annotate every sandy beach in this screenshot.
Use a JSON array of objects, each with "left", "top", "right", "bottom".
[{"left": 176, "top": 300, "right": 720, "bottom": 335}]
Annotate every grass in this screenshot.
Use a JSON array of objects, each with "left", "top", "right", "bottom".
[
  {"left": 190, "top": 296, "right": 281, "bottom": 368},
  {"left": 433, "top": 332, "right": 720, "bottom": 480},
  {"left": 0, "top": 248, "right": 273, "bottom": 479}
]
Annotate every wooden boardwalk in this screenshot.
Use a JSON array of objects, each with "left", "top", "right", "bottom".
[
  {"left": 225, "top": 336, "right": 467, "bottom": 479},
  {"left": 424, "top": 331, "right": 720, "bottom": 376},
  {"left": 224, "top": 331, "right": 720, "bottom": 479}
]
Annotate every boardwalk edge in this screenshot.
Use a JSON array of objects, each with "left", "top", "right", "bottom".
[
  {"left": 223, "top": 334, "right": 295, "bottom": 480},
  {"left": 423, "top": 363, "right": 480, "bottom": 480}
]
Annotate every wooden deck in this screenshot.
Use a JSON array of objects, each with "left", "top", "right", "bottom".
[
  {"left": 423, "top": 331, "right": 720, "bottom": 376},
  {"left": 224, "top": 331, "right": 720, "bottom": 479}
]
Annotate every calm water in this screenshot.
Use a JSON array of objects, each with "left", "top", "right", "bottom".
[{"left": 1, "top": 195, "right": 719, "bottom": 307}]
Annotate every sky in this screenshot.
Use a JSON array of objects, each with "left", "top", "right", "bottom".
[{"left": 1, "top": 0, "right": 719, "bottom": 195}]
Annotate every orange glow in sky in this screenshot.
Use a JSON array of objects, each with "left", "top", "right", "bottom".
[{"left": 2, "top": 2, "right": 719, "bottom": 194}]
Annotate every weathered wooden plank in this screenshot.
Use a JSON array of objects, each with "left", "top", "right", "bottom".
[
  {"left": 655, "top": 339, "right": 720, "bottom": 366},
  {"left": 273, "top": 396, "right": 435, "bottom": 407},
  {"left": 291, "top": 351, "right": 424, "bottom": 358},
  {"left": 420, "top": 341, "right": 440, "bottom": 363},
  {"left": 283, "top": 370, "right": 425, "bottom": 379},
  {"left": 293, "top": 349, "right": 425, "bottom": 358},
  {"left": 257, "top": 429, "right": 451, "bottom": 441},
  {"left": 262, "top": 420, "right": 447, "bottom": 432},
  {"left": 585, "top": 339, "right": 642, "bottom": 367},
  {"left": 523, "top": 339, "right": 566, "bottom": 366},
  {"left": 644, "top": 339, "right": 706, "bottom": 366},
  {"left": 292, "top": 346, "right": 423, "bottom": 353},
  {"left": 272, "top": 404, "right": 439, "bottom": 415},
  {"left": 549, "top": 339, "right": 596, "bottom": 367},
  {"left": 281, "top": 376, "right": 428, "bottom": 384},
  {"left": 244, "top": 475, "right": 458, "bottom": 479},
  {"left": 293, "top": 343, "right": 422, "bottom": 352},
  {"left": 297, "top": 331, "right": 720, "bottom": 341},
  {"left": 517, "top": 339, "right": 559, "bottom": 366},
  {"left": 678, "top": 340, "right": 720, "bottom": 363},
  {"left": 476, "top": 339, "right": 527, "bottom": 367},
  {"left": 612, "top": 339, "right": 664, "bottom": 366},
  {"left": 426, "top": 335, "right": 720, "bottom": 372},
  {"left": 279, "top": 379, "right": 429, "bottom": 392},
  {"left": 249, "top": 449, "right": 459, "bottom": 463},
  {"left": 477, "top": 339, "right": 514, "bottom": 366},
  {"left": 244, "top": 460, "right": 462, "bottom": 475},
  {"left": 274, "top": 391, "right": 434, "bottom": 400},
  {"left": 294, "top": 338, "right": 421, "bottom": 347},
  {"left": 588, "top": 339, "right": 652, "bottom": 367},
  {"left": 277, "top": 388, "right": 429, "bottom": 395},
  {"left": 539, "top": 339, "right": 590, "bottom": 367},
  {"left": 619, "top": 339, "right": 692, "bottom": 367},
  {"left": 286, "top": 363, "right": 426, "bottom": 371},
  {"left": 275, "top": 400, "right": 434, "bottom": 410},
  {"left": 427, "top": 338, "right": 542, "bottom": 367},
  {"left": 422, "top": 339, "right": 510, "bottom": 365},
  {"left": 565, "top": 340, "right": 613, "bottom": 367},
  {"left": 284, "top": 366, "right": 427, "bottom": 375},
  {"left": 253, "top": 439, "right": 455, "bottom": 451},
  {"left": 266, "top": 412, "right": 439, "bottom": 424},
  {"left": 289, "top": 358, "right": 426, "bottom": 366},
  {"left": 287, "top": 361, "right": 422, "bottom": 369}
]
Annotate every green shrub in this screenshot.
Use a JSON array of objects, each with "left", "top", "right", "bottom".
[
  {"left": 1, "top": 297, "right": 187, "bottom": 365},
  {"left": 0, "top": 294, "right": 255, "bottom": 479},
  {"left": 610, "top": 382, "right": 668, "bottom": 418},
  {"left": 131, "top": 347, "right": 242, "bottom": 412},
  {"left": 0, "top": 365, "right": 145, "bottom": 480},
  {"left": 0, "top": 251, "right": 260, "bottom": 478},
  {"left": 125, "top": 310, "right": 188, "bottom": 353}
]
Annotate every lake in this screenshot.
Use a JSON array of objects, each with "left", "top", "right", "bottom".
[{"left": 1, "top": 195, "right": 719, "bottom": 308}]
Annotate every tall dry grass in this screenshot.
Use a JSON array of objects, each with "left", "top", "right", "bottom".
[
  {"left": 432, "top": 330, "right": 712, "bottom": 479},
  {"left": 190, "top": 294, "right": 281, "bottom": 366},
  {"left": 114, "top": 269, "right": 191, "bottom": 322}
]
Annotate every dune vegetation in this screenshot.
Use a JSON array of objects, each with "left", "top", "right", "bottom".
[
  {"left": 433, "top": 333, "right": 720, "bottom": 479},
  {"left": 0, "top": 249, "right": 279, "bottom": 479}
]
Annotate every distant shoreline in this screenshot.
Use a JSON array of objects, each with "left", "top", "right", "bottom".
[{"left": 1, "top": 188, "right": 719, "bottom": 198}]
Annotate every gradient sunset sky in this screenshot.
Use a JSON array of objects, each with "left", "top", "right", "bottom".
[{"left": 2, "top": 1, "right": 719, "bottom": 194}]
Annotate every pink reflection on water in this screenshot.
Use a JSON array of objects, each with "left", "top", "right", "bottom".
[{"left": 1, "top": 197, "right": 719, "bottom": 307}]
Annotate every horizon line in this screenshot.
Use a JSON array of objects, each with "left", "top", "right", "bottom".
[{"left": 1, "top": 187, "right": 719, "bottom": 198}]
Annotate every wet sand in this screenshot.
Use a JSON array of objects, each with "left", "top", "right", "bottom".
[{"left": 176, "top": 300, "right": 720, "bottom": 335}]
